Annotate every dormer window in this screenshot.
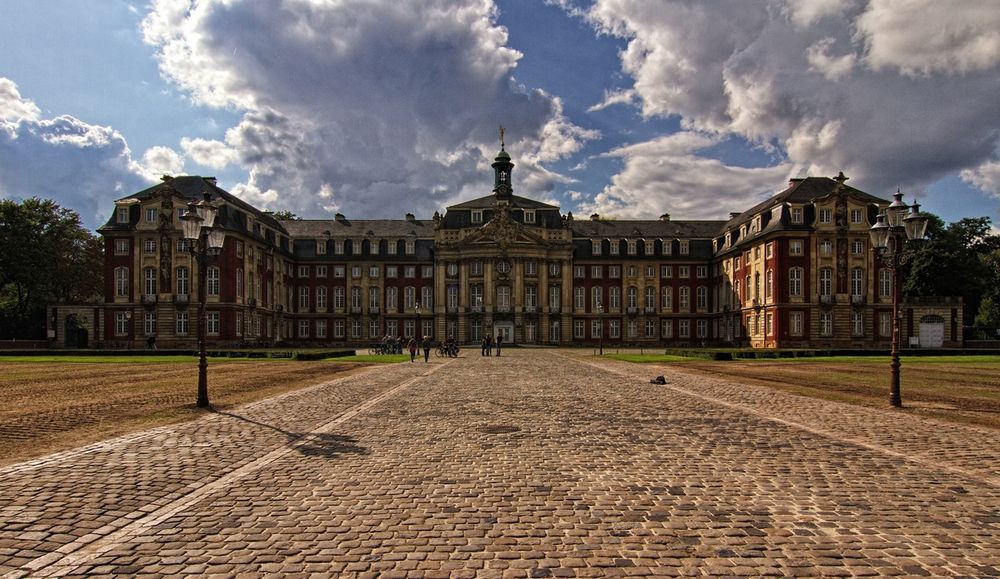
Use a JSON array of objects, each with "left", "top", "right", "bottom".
[
  {"left": 592, "top": 240, "right": 602, "bottom": 255},
  {"left": 791, "top": 207, "right": 803, "bottom": 224},
  {"left": 472, "top": 210, "right": 483, "bottom": 224},
  {"left": 609, "top": 240, "right": 619, "bottom": 255},
  {"left": 117, "top": 207, "right": 129, "bottom": 223},
  {"left": 627, "top": 240, "right": 637, "bottom": 255},
  {"left": 316, "top": 240, "right": 327, "bottom": 255},
  {"left": 524, "top": 209, "right": 535, "bottom": 224}
]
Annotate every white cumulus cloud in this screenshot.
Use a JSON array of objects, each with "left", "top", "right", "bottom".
[{"left": 141, "top": 0, "right": 598, "bottom": 218}]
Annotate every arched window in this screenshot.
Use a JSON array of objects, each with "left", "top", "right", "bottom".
[
  {"left": 143, "top": 267, "right": 157, "bottom": 296},
  {"left": 789, "top": 267, "right": 803, "bottom": 297}
]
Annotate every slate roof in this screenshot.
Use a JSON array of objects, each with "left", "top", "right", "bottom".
[
  {"left": 570, "top": 219, "right": 726, "bottom": 239},
  {"left": 98, "top": 176, "right": 288, "bottom": 235},
  {"left": 723, "top": 176, "right": 884, "bottom": 230},
  {"left": 280, "top": 218, "right": 435, "bottom": 238},
  {"left": 447, "top": 194, "right": 559, "bottom": 210}
]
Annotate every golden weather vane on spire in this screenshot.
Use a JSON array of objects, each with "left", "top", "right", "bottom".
[{"left": 499, "top": 125, "right": 505, "bottom": 149}]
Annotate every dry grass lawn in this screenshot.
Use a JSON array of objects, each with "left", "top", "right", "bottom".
[
  {"left": 0, "top": 358, "right": 370, "bottom": 467},
  {"left": 675, "top": 358, "right": 1000, "bottom": 429}
]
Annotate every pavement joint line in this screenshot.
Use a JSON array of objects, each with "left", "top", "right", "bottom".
[
  {"left": 572, "top": 354, "right": 1000, "bottom": 489},
  {"left": 4, "top": 360, "right": 451, "bottom": 579},
  {"left": 0, "top": 361, "right": 385, "bottom": 476}
]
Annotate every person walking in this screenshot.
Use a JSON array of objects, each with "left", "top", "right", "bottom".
[
  {"left": 407, "top": 336, "right": 418, "bottom": 362},
  {"left": 495, "top": 333, "right": 503, "bottom": 356},
  {"left": 481, "top": 335, "right": 488, "bottom": 356},
  {"left": 485, "top": 334, "right": 493, "bottom": 356},
  {"left": 422, "top": 335, "right": 432, "bottom": 362}
]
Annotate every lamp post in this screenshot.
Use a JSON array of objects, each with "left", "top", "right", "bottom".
[
  {"left": 596, "top": 300, "right": 604, "bottom": 356},
  {"left": 181, "top": 193, "right": 226, "bottom": 408},
  {"left": 869, "top": 190, "right": 928, "bottom": 408},
  {"left": 415, "top": 302, "right": 421, "bottom": 338}
]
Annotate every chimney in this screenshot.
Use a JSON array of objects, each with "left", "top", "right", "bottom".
[
  {"left": 335, "top": 213, "right": 346, "bottom": 221},
  {"left": 405, "top": 213, "right": 415, "bottom": 222},
  {"left": 730, "top": 212, "right": 741, "bottom": 220},
  {"left": 590, "top": 213, "right": 600, "bottom": 221},
  {"left": 659, "top": 213, "right": 670, "bottom": 221}
]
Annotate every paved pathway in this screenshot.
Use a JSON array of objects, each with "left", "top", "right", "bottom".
[{"left": 1, "top": 350, "right": 998, "bottom": 577}]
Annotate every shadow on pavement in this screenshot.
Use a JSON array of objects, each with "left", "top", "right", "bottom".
[{"left": 215, "top": 410, "right": 368, "bottom": 458}]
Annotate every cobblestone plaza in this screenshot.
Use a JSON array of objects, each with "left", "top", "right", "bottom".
[{"left": 2, "top": 352, "right": 998, "bottom": 577}]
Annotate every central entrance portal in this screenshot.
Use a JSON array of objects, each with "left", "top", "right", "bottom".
[{"left": 494, "top": 321, "right": 514, "bottom": 345}]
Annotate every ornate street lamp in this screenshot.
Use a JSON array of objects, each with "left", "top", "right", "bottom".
[
  {"left": 181, "top": 193, "right": 226, "bottom": 408},
  {"left": 869, "top": 190, "right": 928, "bottom": 408},
  {"left": 596, "top": 300, "right": 604, "bottom": 356},
  {"left": 415, "top": 302, "right": 421, "bottom": 338}
]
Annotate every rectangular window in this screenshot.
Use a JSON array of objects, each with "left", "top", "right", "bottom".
[
  {"left": 661, "top": 265, "right": 673, "bottom": 278},
  {"left": 591, "top": 319, "right": 602, "bottom": 339},
  {"left": 662, "top": 240, "right": 672, "bottom": 256},
  {"left": 351, "top": 319, "right": 361, "bottom": 338},
  {"left": 644, "top": 240, "right": 654, "bottom": 255},
  {"left": 405, "top": 241, "right": 415, "bottom": 255},
  {"left": 316, "top": 286, "right": 328, "bottom": 310},
  {"left": 472, "top": 210, "right": 483, "bottom": 223},
  {"left": 386, "top": 266, "right": 398, "bottom": 278},
  {"left": 387, "top": 240, "right": 397, "bottom": 255},
  {"left": 661, "top": 286, "right": 673, "bottom": 310},
  {"left": 609, "top": 266, "right": 620, "bottom": 279},
  {"left": 679, "top": 240, "right": 689, "bottom": 255},
  {"left": 573, "top": 266, "right": 584, "bottom": 278},
  {"left": 334, "top": 320, "right": 345, "bottom": 338},
  {"left": 298, "top": 286, "right": 310, "bottom": 311},
  {"left": 661, "top": 319, "right": 673, "bottom": 339},
  {"left": 334, "top": 287, "right": 345, "bottom": 309},
  {"left": 574, "top": 287, "right": 585, "bottom": 309},
  {"left": 334, "top": 265, "right": 346, "bottom": 278},
  {"left": 352, "top": 240, "right": 362, "bottom": 255},
  {"left": 316, "top": 265, "right": 327, "bottom": 278},
  {"left": 852, "top": 239, "right": 864, "bottom": 255},
  {"left": 592, "top": 286, "right": 602, "bottom": 310},
  {"left": 115, "top": 267, "right": 129, "bottom": 297},
  {"left": 117, "top": 207, "right": 129, "bottom": 223},
  {"left": 115, "top": 312, "right": 129, "bottom": 336},
  {"left": 316, "top": 240, "right": 327, "bottom": 255},
  {"left": 696, "top": 266, "right": 707, "bottom": 279},
  {"left": 852, "top": 312, "right": 864, "bottom": 336},
  {"left": 573, "top": 320, "right": 585, "bottom": 339},
  {"left": 592, "top": 240, "right": 602, "bottom": 255},
  {"left": 369, "top": 265, "right": 380, "bottom": 278},
  {"left": 524, "top": 210, "right": 535, "bottom": 224},
  {"left": 352, "top": 266, "right": 362, "bottom": 278},
  {"left": 789, "top": 268, "right": 803, "bottom": 297},
  {"left": 316, "top": 320, "right": 327, "bottom": 338},
  {"left": 609, "top": 319, "right": 620, "bottom": 339},
  {"left": 175, "top": 312, "right": 188, "bottom": 335},
  {"left": 879, "top": 269, "right": 892, "bottom": 298},
  {"left": 679, "top": 320, "right": 690, "bottom": 338},
  {"left": 404, "top": 266, "right": 416, "bottom": 278},
  {"left": 820, "top": 268, "right": 833, "bottom": 297},
  {"left": 696, "top": 286, "right": 707, "bottom": 310},
  {"left": 819, "top": 208, "right": 832, "bottom": 223},
  {"left": 176, "top": 267, "right": 189, "bottom": 296},
  {"left": 144, "top": 239, "right": 157, "bottom": 254},
  {"left": 145, "top": 207, "right": 157, "bottom": 223},
  {"left": 627, "top": 240, "right": 637, "bottom": 255},
  {"left": 678, "top": 266, "right": 689, "bottom": 279},
  {"left": 298, "top": 320, "right": 310, "bottom": 338},
  {"left": 370, "top": 240, "right": 379, "bottom": 255},
  {"left": 820, "top": 313, "right": 833, "bottom": 336},
  {"left": 679, "top": 287, "right": 690, "bottom": 312},
  {"left": 207, "top": 312, "right": 220, "bottom": 335},
  {"left": 422, "top": 286, "right": 433, "bottom": 308},
  {"left": 549, "top": 285, "right": 560, "bottom": 311},
  {"left": 335, "top": 240, "right": 344, "bottom": 254},
  {"left": 524, "top": 261, "right": 537, "bottom": 276},
  {"left": 207, "top": 267, "right": 220, "bottom": 296},
  {"left": 114, "top": 239, "right": 130, "bottom": 255},
  {"left": 879, "top": 312, "right": 892, "bottom": 337},
  {"left": 422, "top": 265, "right": 433, "bottom": 278},
  {"left": 470, "top": 261, "right": 483, "bottom": 276},
  {"left": 609, "top": 240, "right": 619, "bottom": 256},
  {"left": 591, "top": 265, "right": 602, "bottom": 279},
  {"left": 696, "top": 319, "right": 708, "bottom": 339},
  {"left": 790, "top": 312, "right": 803, "bottom": 336},
  {"left": 790, "top": 240, "right": 803, "bottom": 256},
  {"left": 646, "top": 265, "right": 655, "bottom": 278},
  {"left": 646, "top": 320, "right": 657, "bottom": 338},
  {"left": 144, "top": 267, "right": 157, "bottom": 296},
  {"left": 298, "top": 266, "right": 310, "bottom": 278},
  {"left": 176, "top": 239, "right": 189, "bottom": 253},
  {"left": 791, "top": 207, "right": 803, "bottom": 224},
  {"left": 851, "top": 208, "right": 863, "bottom": 223}
]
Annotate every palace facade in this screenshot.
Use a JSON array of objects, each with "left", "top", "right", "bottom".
[{"left": 67, "top": 146, "right": 962, "bottom": 349}]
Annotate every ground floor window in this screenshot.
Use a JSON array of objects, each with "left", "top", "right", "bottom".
[
  {"left": 879, "top": 312, "right": 892, "bottom": 337},
  {"left": 661, "top": 319, "right": 673, "bottom": 339},
  {"left": 574, "top": 320, "right": 585, "bottom": 339},
  {"left": 679, "top": 320, "right": 690, "bottom": 338},
  {"left": 591, "top": 319, "right": 602, "bottom": 339},
  {"left": 205, "top": 312, "right": 219, "bottom": 336},
  {"left": 386, "top": 320, "right": 397, "bottom": 337},
  {"left": 144, "top": 311, "right": 156, "bottom": 336},
  {"left": 470, "top": 320, "right": 482, "bottom": 342},
  {"left": 422, "top": 320, "right": 433, "bottom": 338},
  {"left": 447, "top": 320, "right": 457, "bottom": 340},
  {"left": 852, "top": 312, "right": 864, "bottom": 336},
  {"left": 176, "top": 312, "right": 188, "bottom": 335},
  {"left": 351, "top": 320, "right": 361, "bottom": 339},
  {"left": 236, "top": 312, "right": 243, "bottom": 337},
  {"left": 334, "top": 320, "right": 345, "bottom": 338},
  {"left": 404, "top": 320, "right": 415, "bottom": 337},
  {"left": 627, "top": 320, "right": 637, "bottom": 339},
  {"left": 298, "top": 320, "right": 309, "bottom": 338},
  {"left": 369, "top": 320, "right": 379, "bottom": 339},
  {"left": 820, "top": 313, "right": 833, "bottom": 336},
  {"left": 549, "top": 321, "right": 560, "bottom": 342},
  {"left": 609, "top": 319, "right": 620, "bottom": 339},
  {"left": 525, "top": 321, "right": 536, "bottom": 342},
  {"left": 316, "top": 319, "right": 327, "bottom": 338},
  {"left": 790, "top": 312, "right": 803, "bottom": 336},
  {"left": 696, "top": 319, "right": 708, "bottom": 339},
  {"left": 646, "top": 320, "right": 657, "bottom": 338},
  {"left": 115, "top": 312, "right": 129, "bottom": 336}
]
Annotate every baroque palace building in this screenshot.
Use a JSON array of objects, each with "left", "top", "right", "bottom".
[{"left": 72, "top": 145, "right": 962, "bottom": 349}]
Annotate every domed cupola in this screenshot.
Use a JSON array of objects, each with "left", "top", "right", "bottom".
[{"left": 492, "top": 126, "right": 513, "bottom": 200}]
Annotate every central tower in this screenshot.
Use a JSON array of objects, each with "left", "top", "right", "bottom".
[{"left": 492, "top": 126, "right": 513, "bottom": 201}]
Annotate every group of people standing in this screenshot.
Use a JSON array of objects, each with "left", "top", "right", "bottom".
[
  {"left": 480, "top": 334, "right": 504, "bottom": 356},
  {"left": 406, "top": 335, "right": 435, "bottom": 363}
]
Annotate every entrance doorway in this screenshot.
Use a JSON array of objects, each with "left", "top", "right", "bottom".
[{"left": 494, "top": 321, "right": 514, "bottom": 345}]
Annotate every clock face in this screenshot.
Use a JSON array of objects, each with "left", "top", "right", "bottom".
[{"left": 496, "top": 259, "right": 511, "bottom": 274}]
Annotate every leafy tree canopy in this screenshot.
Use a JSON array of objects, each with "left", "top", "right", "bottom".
[
  {"left": 0, "top": 198, "right": 103, "bottom": 338},
  {"left": 265, "top": 210, "right": 299, "bottom": 220}
]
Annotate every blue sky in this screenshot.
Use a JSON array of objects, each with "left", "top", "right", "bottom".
[{"left": 2, "top": 0, "right": 998, "bottom": 231}]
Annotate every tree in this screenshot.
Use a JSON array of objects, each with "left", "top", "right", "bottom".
[
  {"left": 0, "top": 198, "right": 103, "bottom": 339},
  {"left": 265, "top": 210, "right": 299, "bottom": 220},
  {"left": 904, "top": 215, "right": 1000, "bottom": 324}
]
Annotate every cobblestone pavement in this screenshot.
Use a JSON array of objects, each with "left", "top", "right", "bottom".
[{"left": 2, "top": 350, "right": 999, "bottom": 577}]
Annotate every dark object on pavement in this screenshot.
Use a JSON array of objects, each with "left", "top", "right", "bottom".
[{"left": 650, "top": 375, "right": 666, "bottom": 385}]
